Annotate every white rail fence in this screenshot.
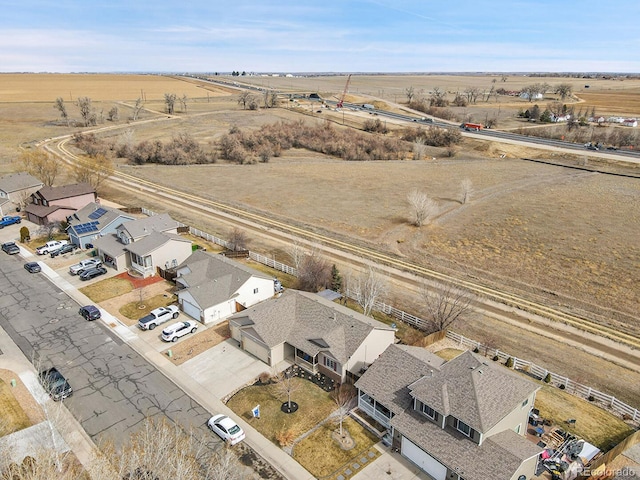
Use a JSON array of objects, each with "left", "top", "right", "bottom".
[{"left": 142, "top": 208, "right": 639, "bottom": 423}]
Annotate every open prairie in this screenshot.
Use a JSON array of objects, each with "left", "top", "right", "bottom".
[{"left": 1, "top": 74, "right": 639, "bottom": 405}]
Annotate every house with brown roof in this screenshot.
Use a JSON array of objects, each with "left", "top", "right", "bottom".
[
  {"left": 25, "top": 182, "right": 96, "bottom": 225},
  {"left": 0, "top": 172, "right": 43, "bottom": 215},
  {"left": 229, "top": 289, "right": 396, "bottom": 383},
  {"left": 355, "top": 346, "right": 542, "bottom": 480},
  {"left": 175, "top": 250, "right": 275, "bottom": 325},
  {"left": 92, "top": 213, "right": 190, "bottom": 277}
]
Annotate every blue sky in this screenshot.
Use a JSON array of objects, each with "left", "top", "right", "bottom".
[{"left": 1, "top": 0, "right": 639, "bottom": 73}]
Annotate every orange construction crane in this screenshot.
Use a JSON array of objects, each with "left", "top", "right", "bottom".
[{"left": 336, "top": 74, "right": 352, "bottom": 109}]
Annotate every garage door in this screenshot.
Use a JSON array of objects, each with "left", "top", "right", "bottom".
[
  {"left": 242, "top": 335, "right": 270, "bottom": 364},
  {"left": 401, "top": 436, "right": 447, "bottom": 480},
  {"left": 181, "top": 299, "right": 201, "bottom": 321}
]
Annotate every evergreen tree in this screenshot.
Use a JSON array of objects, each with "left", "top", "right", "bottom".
[{"left": 330, "top": 264, "right": 342, "bottom": 292}]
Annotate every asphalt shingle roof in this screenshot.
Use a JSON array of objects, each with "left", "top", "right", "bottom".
[
  {"left": 93, "top": 234, "right": 127, "bottom": 258},
  {"left": 125, "top": 232, "right": 189, "bottom": 256},
  {"left": 408, "top": 351, "right": 539, "bottom": 434},
  {"left": 390, "top": 408, "right": 541, "bottom": 480},
  {"left": 35, "top": 183, "right": 95, "bottom": 201},
  {"left": 68, "top": 202, "right": 134, "bottom": 237},
  {"left": 355, "top": 344, "right": 445, "bottom": 415},
  {"left": 0, "top": 172, "right": 42, "bottom": 193},
  {"left": 119, "top": 213, "right": 179, "bottom": 240},
  {"left": 230, "top": 289, "right": 394, "bottom": 364}
]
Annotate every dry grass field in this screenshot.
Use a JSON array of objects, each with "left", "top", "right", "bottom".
[{"left": 1, "top": 73, "right": 639, "bottom": 408}]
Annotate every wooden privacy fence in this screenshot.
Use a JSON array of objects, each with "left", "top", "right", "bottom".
[{"left": 141, "top": 208, "right": 639, "bottom": 424}]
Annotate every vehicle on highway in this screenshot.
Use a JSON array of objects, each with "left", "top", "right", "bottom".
[
  {"left": 24, "top": 262, "right": 41, "bottom": 273},
  {"left": 138, "top": 305, "right": 180, "bottom": 330},
  {"left": 161, "top": 321, "right": 197, "bottom": 342},
  {"left": 207, "top": 414, "right": 246, "bottom": 445},
  {"left": 79, "top": 266, "right": 107, "bottom": 281},
  {"left": 79, "top": 305, "right": 101, "bottom": 321},
  {"left": 36, "top": 240, "right": 68, "bottom": 255},
  {"left": 51, "top": 243, "right": 78, "bottom": 258},
  {"left": 2, "top": 242, "right": 20, "bottom": 255},
  {"left": 0, "top": 215, "right": 21, "bottom": 228},
  {"left": 39, "top": 367, "right": 73, "bottom": 401},
  {"left": 69, "top": 258, "right": 102, "bottom": 275}
]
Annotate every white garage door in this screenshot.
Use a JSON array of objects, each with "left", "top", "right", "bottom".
[
  {"left": 242, "top": 336, "right": 270, "bottom": 364},
  {"left": 181, "top": 299, "right": 201, "bottom": 321},
  {"left": 401, "top": 436, "right": 447, "bottom": 480}
]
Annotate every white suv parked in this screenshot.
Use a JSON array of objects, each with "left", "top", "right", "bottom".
[
  {"left": 161, "top": 321, "right": 198, "bottom": 342},
  {"left": 69, "top": 258, "right": 102, "bottom": 275}
]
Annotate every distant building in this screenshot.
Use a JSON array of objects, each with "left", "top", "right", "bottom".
[{"left": 622, "top": 118, "right": 638, "bottom": 127}]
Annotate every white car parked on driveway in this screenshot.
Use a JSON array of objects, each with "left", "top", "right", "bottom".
[
  {"left": 137, "top": 305, "right": 180, "bottom": 330},
  {"left": 69, "top": 258, "right": 102, "bottom": 275},
  {"left": 161, "top": 321, "right": 197, "bottom": 342}
]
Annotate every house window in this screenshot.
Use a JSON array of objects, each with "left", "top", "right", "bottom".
[
  {"left": 253, "top": 288, "right": 259, "bottom": 294},
  {"left": 521, "top": 398, "right": 528, "bottom": 408},
  {"left": 421, "top": 404, "right": 436, "bottom": 419},
  {"left": 515, "top": 423, "right": 521, "bottom": 434},
  {"left": 323, "top": 356, "right": 337, "bottom": 372},
  {"left": 455, "top": 419, "right": 471, "bottom": 437}
]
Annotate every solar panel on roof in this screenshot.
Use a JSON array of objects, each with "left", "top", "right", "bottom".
[
  {"left": 74, "top": 221, "right": 99, "bottom": 234},
  {"left": 88, "top": 207, "right": 107, "bottom": 220}
]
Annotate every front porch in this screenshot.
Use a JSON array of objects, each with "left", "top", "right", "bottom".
[{"left": 358, "top": 391, "right": 393, "bottom": 429}]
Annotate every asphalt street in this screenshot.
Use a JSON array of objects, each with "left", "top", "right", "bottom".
[{"left": 0, "top": 251, "right": 219, "bottom": 449}]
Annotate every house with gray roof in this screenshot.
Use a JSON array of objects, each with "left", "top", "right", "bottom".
[
  {"left": 355, "top": 347, "right": 542, "bottom": 480},
  {"left": 0, "top": 172, "right": 43, "bottom": 215},
  {"left": 229, "top": 289, "right": 396, "bottom": 383},
  {"left": 67, "top": 202, "right": 136, "bottom": 248},
  {"left": 94, "top": 213, "right": 183, "bottom": 272},
  {"left": 125, "top": 231, "right": 192, "bottom": 278},
  {"left": 25, "top": 182, "right": 96, "bottom": 225},
  {"left": 175, "top": 250, "right": 276, "bottom": 325}
]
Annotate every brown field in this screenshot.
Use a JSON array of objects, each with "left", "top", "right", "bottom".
[{"left": 1, "top": 74, "right": 640, "bottom": 409}]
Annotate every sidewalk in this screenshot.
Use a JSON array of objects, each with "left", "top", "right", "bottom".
[{"left": 37, "top": 264, "right": 316, "bottom": 480}]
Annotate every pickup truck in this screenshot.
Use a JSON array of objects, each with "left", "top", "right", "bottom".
[
  {"left": 2, "top": 242, "right": 20, "bottom": 255},
  {"left": 36, "top": 240, "right": 69, "bottom": 255},
  {"left": 0, "top": 216, "right": 21, "bottom": 228},
  {"left": 69, "top": 258, "right": 102, "bottom": 275},
  {"left": 138, "top": 305, "right": 180, "bottom": 330}
]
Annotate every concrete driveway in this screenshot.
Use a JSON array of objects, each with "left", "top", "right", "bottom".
[{"left": 179, "top": 338, "right": 274, "bottom": 399}]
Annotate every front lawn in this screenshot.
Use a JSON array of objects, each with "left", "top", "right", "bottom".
[
  {"left": 226, "top": 377, "right": 335, "bottom": 446},
  {"left": 535, "top": 385, "right": 634, "bottom": 450},
  {"left": 79, "top": 276, "right": 133, "bottom": 302},
  {"left": 119, "top": 294, "right": 177, "bottom": 320},
  {"left": 293, "top": 417, "right": 380, "bottom": 479},
  {"left": 0, "top": 379, "right": 31, "bottom": 436}
]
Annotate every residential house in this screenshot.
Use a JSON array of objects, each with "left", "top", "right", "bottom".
[
  {"left": 519, "top": 92, "right": 544, "bottom": 100},
  {"left": 126, "top": 231, "right": 192, "bottom": 278},
  {"left": 93, "top": 213, "right": 181, "bottom": 271},
  {"left": 25, "top": 183, "right": 96, "bottom": 225},
  {"left": 0, "top": 172, "right": 43, "bottom": 215},
  {"left": 67, "top": 202, "right": 135, "bottom": 248},
  {"left": 229, "top": 289, "right": 396, "bottom": 383},
  {"left": 356, "top": 346, "right": 542, "bottom": 480},
  {"left": 175, "top": 250, "right": 275, "bottom": 325},
  {"left": 622, "top": 118, "right": 638, "bottom": 127}
]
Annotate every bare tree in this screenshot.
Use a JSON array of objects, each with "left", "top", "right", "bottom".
[
  {"left": 422, "top": 282, "right": 473, "bottom": 332},
  {"left": 413, "top": 138, "right": 426, "bottom": 160},
  {"left": 131, "top": 97, "right": 144, "bottom": 121},
  {"left": 521, "top": 83, "right": 545, "bottom": 102},
  {"left": 263, "top": 90, "right": 278, "bottom": 108},
  {"left": 72, "top": 154, "right": 113, "bottom": 192},
  {"left": 407, "top": 189, "right": 438, "bottom": 227},
  {"left": 107, "top": 105, "right": 119, "bottom": 121},
  {"left": 179, "top": 94, "right": 188, "bottom": 113},
  {"left": 460, "top": 178, "right": 473, "bottom": 204},
  {"left": 429, "top": 87, "right": 448, "bottom": 107},
  {"left": 349, "top": 265, "right": 387, "bottom": 317},
  {"left": 76, "top": 96, "right": 95, "bottom": 126},
  {"left": 554, "top": 83, "right": 573, "bottom": 100},
  {"left": 501, "top": 74, "right": 508, "bottom": 82},
  {"left": 38, "top": 221, "right": 61, "bottom": 240},
  {"left": 227, "top": 228, "right": 248, "bottom": 251},
  {"left": 405, "top": 86, "right": 415, "bottom": 103},
  {"left": 237, "top": 91, "right": 252, "bottom": 109},
  {"left": 289, "top": 241, "right": 306, "bottom": 272},
  {"left": 463, "top": 86, "right": 481, "bottom": 104},
  {"left": 164, "top": 93, "right": 177, "bottom": 114},
  {"left": 332, "top": 383, "right": 356, "bottom": 436},
  {"left": 17, "top": 150, "right": 60, "bottom": 186},
  {"left": 273, "top": 369, "right": 299, "bottom": 411},
  {"left": 296, "top": 248, "right": 331, "bottom": 292},
  {"left": 54, "top": 97, "right": 69, "bottom": 126}
]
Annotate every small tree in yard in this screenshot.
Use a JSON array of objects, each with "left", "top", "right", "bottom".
[
  {"left": 20, "top": 226, "right": 30, "bottom": 242},
  {"left": 349, "top": 265, "right": 387, "bottom": 317},
  {"left": 39, "top": 222, "right": 61, "bottom": 240},
  {"left": 332, "top": 383, "right": 356, "bottom": 436},
  {"left": 274, "top": 369, "right": 299, "bottom": 413},
  {"left": 227, "top": 228, "right": 248, "bottom": 251},
  {"left": 422, "top": 282, "right": 473, "bottom": 332},
  {"left": 330, "top": 264, "right": 343, "bottom": 292},
  {"left": 296, "top": 249, "right": 331, "bottom": 292}
]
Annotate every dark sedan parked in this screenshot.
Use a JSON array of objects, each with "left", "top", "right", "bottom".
[
  {"left": 79, "top": 266, "right": 107, "bottom": 281},
  {"left": 2, "top": 242, "right": 20, "bottom": 255},
  {"left": 51, "top": 243, "right": 78, "bottom": 258},
  {"left": 24, "top": 262, "right": 41, "bottom": 273},
  {"left": 79, "top": 305, "right": 101, "bottom": 321}
]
